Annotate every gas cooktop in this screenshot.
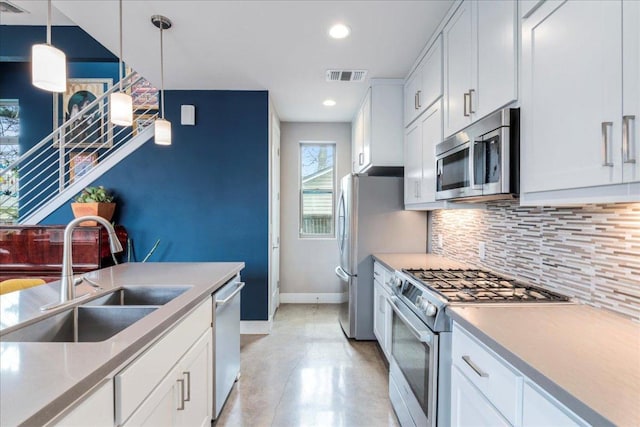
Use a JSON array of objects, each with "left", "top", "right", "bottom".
[{"left": 402, "top": 268, "right": 570, "bottom": 303}]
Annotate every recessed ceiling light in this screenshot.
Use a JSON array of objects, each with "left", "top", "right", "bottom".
[
  {"left": 329, "top": 23, "right": 351, "bottom": 39},
  {"left": 323, "top": 99, "right": 337, "bottom": 107}
]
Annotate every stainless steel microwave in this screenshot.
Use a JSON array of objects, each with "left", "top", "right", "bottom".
[{"left": 435, "top": 108, "right": 520, "bottom": 202}]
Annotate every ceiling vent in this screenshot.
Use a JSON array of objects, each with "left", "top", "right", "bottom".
[
  {"left": 0, "top": 1, "right": 28, "bottom": 13},
  {"left": 326, "top": 70, "right": 367, "bottom": 82}
]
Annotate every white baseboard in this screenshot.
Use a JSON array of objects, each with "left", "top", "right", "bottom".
[
  {"left": 240, "top": 320, "right": 272, "bottom": 335},
  {"left": 279, "top": 293, "right": 347, "bottom": 304}
]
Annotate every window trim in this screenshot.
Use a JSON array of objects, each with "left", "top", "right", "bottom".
[{"left": 299, "top": 141, "right": 337, "bottom": 239}]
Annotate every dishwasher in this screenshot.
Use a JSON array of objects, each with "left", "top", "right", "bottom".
[{"left": 213, "top": 275, "right": 245, "bottom": 419}]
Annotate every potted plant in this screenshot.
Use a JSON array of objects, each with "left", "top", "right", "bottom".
[{"left": 71, "top": 186, "right": 116, "bottom": 226}]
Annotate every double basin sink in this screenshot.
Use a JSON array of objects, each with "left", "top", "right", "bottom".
[{"left": 1, "top": 286, "right": 191, "bottom": 343}]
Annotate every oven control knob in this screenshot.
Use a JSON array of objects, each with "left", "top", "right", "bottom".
[
  {"left": 417, "top": 297, "right": 437, "bottom": 317},
  {"left": 391, "top": 276, "right": 402, "bottom": 288},
  {"left": 424, "top": 303, "right": 437, "bottom": 317}
]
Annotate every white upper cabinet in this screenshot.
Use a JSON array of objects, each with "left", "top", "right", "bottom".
[
  {"left": 623, "top": 0, "right": 640, "bottom": 183},
  {"left": 404, "top": 101, "right": 445, "bottom": 209},
  {"left": 352, "top": 79, "right": 404, "bottom": 174},
  {"left": 404, "top": 35, "right": 443, "bottom": 127},
  {"left": 521, "top": 0, "right": 639, "bottom": 204},
  {"left": 443, "top": 0, "right": 517, "bottom": 138}
]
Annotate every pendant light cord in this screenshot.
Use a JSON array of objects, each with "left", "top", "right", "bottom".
[
  {"left": 47, "top": 0, "right": 52, "bottom": 45},
  {"left": 160, "top": 24, "right": 165, "bottom": 119},
  {"left": 118, "top": 0, "right": 123, "bottom": 92}
]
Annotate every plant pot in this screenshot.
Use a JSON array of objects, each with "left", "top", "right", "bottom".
[{"left": 71, "top": 202, "right": 116, "bottom": 226}]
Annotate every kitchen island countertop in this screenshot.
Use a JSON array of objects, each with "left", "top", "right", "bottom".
[{"left": 0, "top": 262, "right": 244, "bottom": 426}]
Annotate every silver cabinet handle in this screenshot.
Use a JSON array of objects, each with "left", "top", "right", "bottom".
[
  {"left": 417, "top": 90, "right": 422, "bottom": 109},
  {"left": 468, "top": 89, "right": 475, "bottom": 114},
  {"left": 414, "top": 92, "right": 419, "bottom": 110},
  {"left": 177, "top": 378, "right": 186, "bottom": 410},
  {"left": 216, "top": 282, "right": 245, "bottom": 307},
  {"left": 463, "top": 92, "right": 470, "bottom": 117},
  {"left": 602, "top": 122, "right": 614, "bottom": 167},
  {"left": 183, "top": 371, "right": 191, "bottom": 402},
  {"left": 359, "top": 152, "right": 364, "bottom": 165},
  {"left": 623, "top": 115, "right": 636, "bottom": 164},
  {"left": 462, "top": 355, "right": 489, "bottom": 378}
]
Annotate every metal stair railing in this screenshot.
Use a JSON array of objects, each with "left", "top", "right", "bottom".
[{"left": 0, "top": 72, "right": 159, "bottom": 224}]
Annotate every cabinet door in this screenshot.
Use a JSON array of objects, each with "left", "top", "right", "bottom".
[
  {"left": 177, "top": 332, "right": 213, "bottom": 427},
  {"left": 352, "top": 108, "right": 364, "bottom": 173},
  {"left": 522, "top": 382, "right": 586, "bottom": 427},
  {"left": 405, "top": 68, "right": 422, "bottom": 127},
  {"left": 373, "top": 281, "right": 385, "bottom": 348},
  {"left": 451, "top": 367, "right": 510, "bottom": 427},
  {"left": 443, "top": 1, "right": 473, "bottom": 137},
  {"left": 54, "top": 380, "right": 113, "bottom": 427},
  {"left": 404, "top": 121, "right": 422, "bottom": 205},
  {"left": 521, "top": 0, "right": 622, "bottom": 193},
  {"left": 420, "top": 101, "right": 443, "bottom": 204},
  {"left": 361, "top": 91, "right": 372, "bottom": 171},
  {"left": 475, "top": 0, "right": 517, "bottom": 118},
  {"left": 123, "top": 373, "right": 179, "bottom": 427},
  {"left": 623, "top": 0, "right": 640, "bottom": 183},
  {"left": 420, "top": 35, "right": 443, "bottom": 114}
]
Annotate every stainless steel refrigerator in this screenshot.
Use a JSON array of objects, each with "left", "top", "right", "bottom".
[{"left": 335, "top": 174, "right": 427, "bottom": 340}]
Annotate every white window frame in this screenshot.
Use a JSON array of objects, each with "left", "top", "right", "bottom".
[
  {"left": 299, "top": 141, "right": 337, "bottom": 239},
  {"left": 0, "top": 99, "right": 19, "bottom": 145}
]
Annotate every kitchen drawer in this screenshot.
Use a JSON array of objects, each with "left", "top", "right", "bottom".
[
  {"left": 115, "top": 298, "right": 212, "bottom": 424},
  {"left": 373, "top": 261, "right": 394, "bottom": 295},
  {"left": 452, "top": 323, "right": 522, "bottom": 425}
]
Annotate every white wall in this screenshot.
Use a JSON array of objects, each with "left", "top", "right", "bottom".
[{"left": 280, "top": 122, "right": 351, "bottom": 300}]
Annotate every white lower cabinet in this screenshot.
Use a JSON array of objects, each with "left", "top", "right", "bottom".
[
  {"left": 373, "top": 261, "right": 393, "bottom": 360},
  {"left": 124, "top": 330, "right": 212, "bottom": 427},
  {"left": 52, "top": 380, "right": 113, "bottom": 427},
  {"left": 451, "top": 366, "right": 509, "bottom": 427},
  {"left": 522, "top": 382, "right": 588, "bottom": 427},
  {"left": 451, "top": 322, "right": 587, "bottom": 427},
  {"left": 116, "top": 298, "right": 213, "bottom": 425}
]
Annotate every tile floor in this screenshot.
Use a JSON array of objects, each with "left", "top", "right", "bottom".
[{"left": 215, "top": 304, "right": 400, "bottom": 427}]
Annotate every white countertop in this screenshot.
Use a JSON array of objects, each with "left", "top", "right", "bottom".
[
  {"left": 372, "top": 253, "right": 467, "bottom": 271},
  {"left": 0, "top": 262, "right": 244, "bottom": 426},
  {"left": 448, "top": 304, "right": 640, "bottom": 427}
]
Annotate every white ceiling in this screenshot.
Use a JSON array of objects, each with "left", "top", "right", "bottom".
[{"left": 3, "top": 0, "right": 454, "bottom": 122}]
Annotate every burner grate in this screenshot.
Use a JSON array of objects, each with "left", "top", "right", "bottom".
[{"left": 403, "top": 268, "right": 569, "bottom": 303}]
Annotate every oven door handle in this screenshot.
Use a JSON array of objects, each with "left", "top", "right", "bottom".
[{"left": 387, "top": 296, "right": 434, "bottom": 344}]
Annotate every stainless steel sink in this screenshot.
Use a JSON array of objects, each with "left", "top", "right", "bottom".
[
  {"left": 83, "top": 285, "right": 191, "bottom": 306},
  {"left": 1, "top": 306, "right": 158, "bottom": 343}
]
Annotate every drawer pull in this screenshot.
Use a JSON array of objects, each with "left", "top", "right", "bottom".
[
  {"left": 462, "top": 355, "right": 489, "bottom": 378},
  {"left": 177, "top": 378, "right": 186, "bottom": 410},
  {"left": 183, "top": 371, "right": 191, "bottom": 402}
]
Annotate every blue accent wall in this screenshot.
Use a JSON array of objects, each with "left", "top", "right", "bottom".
[
  {"left": 0, "top": 25, "right": 117, "bottom": 61},
  {"left": 42, "top": 91, "right": 271, "bottom": 321}
]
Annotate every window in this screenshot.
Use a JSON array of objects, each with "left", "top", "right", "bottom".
[
  {"left": 300, "top": 142, "right": 336, "bottom": 238},
  {"left": 0, "top": 99, "right": 20, "bottom": 224}
]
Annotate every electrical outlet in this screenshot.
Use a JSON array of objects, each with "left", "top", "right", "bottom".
[
  {"left": 478, "top": 242, "right": 486, "bottom": 260},
  {"left": 437, "top": 234, "right": 443, "bottom": 249}
]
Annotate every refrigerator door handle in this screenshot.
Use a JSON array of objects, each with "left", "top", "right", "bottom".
[
  {"left": 335, "top": 266, "right": 351, "bottom": 282},
  {"left": 337, "top": 190, "right": 346, "bottom": 255}
]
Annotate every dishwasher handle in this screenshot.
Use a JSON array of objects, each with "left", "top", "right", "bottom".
[{"left": 216, "top": 282, "right": 246, "bottom": 307}]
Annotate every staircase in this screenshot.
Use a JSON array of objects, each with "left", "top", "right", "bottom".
[{"left": 0, "top": 72, "right": 158, "bottom": 225}]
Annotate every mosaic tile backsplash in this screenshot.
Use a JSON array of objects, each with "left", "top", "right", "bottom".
[{"left": 430, "top": 202, "right": 640, "bottom": 321}]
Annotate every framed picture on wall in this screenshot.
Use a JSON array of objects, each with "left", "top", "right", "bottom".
[
  {"left": 69, "top": 151, "right": 98, "bottom": 183},
  {"left": 133, "top": 113, "right": 156, "bottom": 136},
  {"left": 126, "top": 67, "right": 160, "bottom": 111},
  {"left": 53, "top": 78, "right": 113, "bottom": 148}
]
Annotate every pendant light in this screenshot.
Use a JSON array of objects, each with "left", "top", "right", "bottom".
[
  {"left": 32, "top": 0, "right": 67, "bottom": 92},
  {"left": 110, "top": 0, "right": 133, "bottom": 126},
  {"left": 152, "top": 15, "right": 172, "bottom": 146}
]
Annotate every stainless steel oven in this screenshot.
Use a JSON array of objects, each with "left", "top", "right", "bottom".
[
  {"left": 435, "top": 108, "right": 519, "bottom": 202},
  {"left": 387, "top": 294, "right": 438, "bottom": 427}
]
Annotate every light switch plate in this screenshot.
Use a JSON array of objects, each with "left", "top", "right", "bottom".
[
  {"left": 479, "top": 242, "right": 486, "bottom": 260},
  {"left": 181, "top": 105, "right": 195, "bottom": 125}
]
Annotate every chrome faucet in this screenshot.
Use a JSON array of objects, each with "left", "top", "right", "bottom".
[{"left": 59, "top": 215, "right": 123, "bottom": 304}]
